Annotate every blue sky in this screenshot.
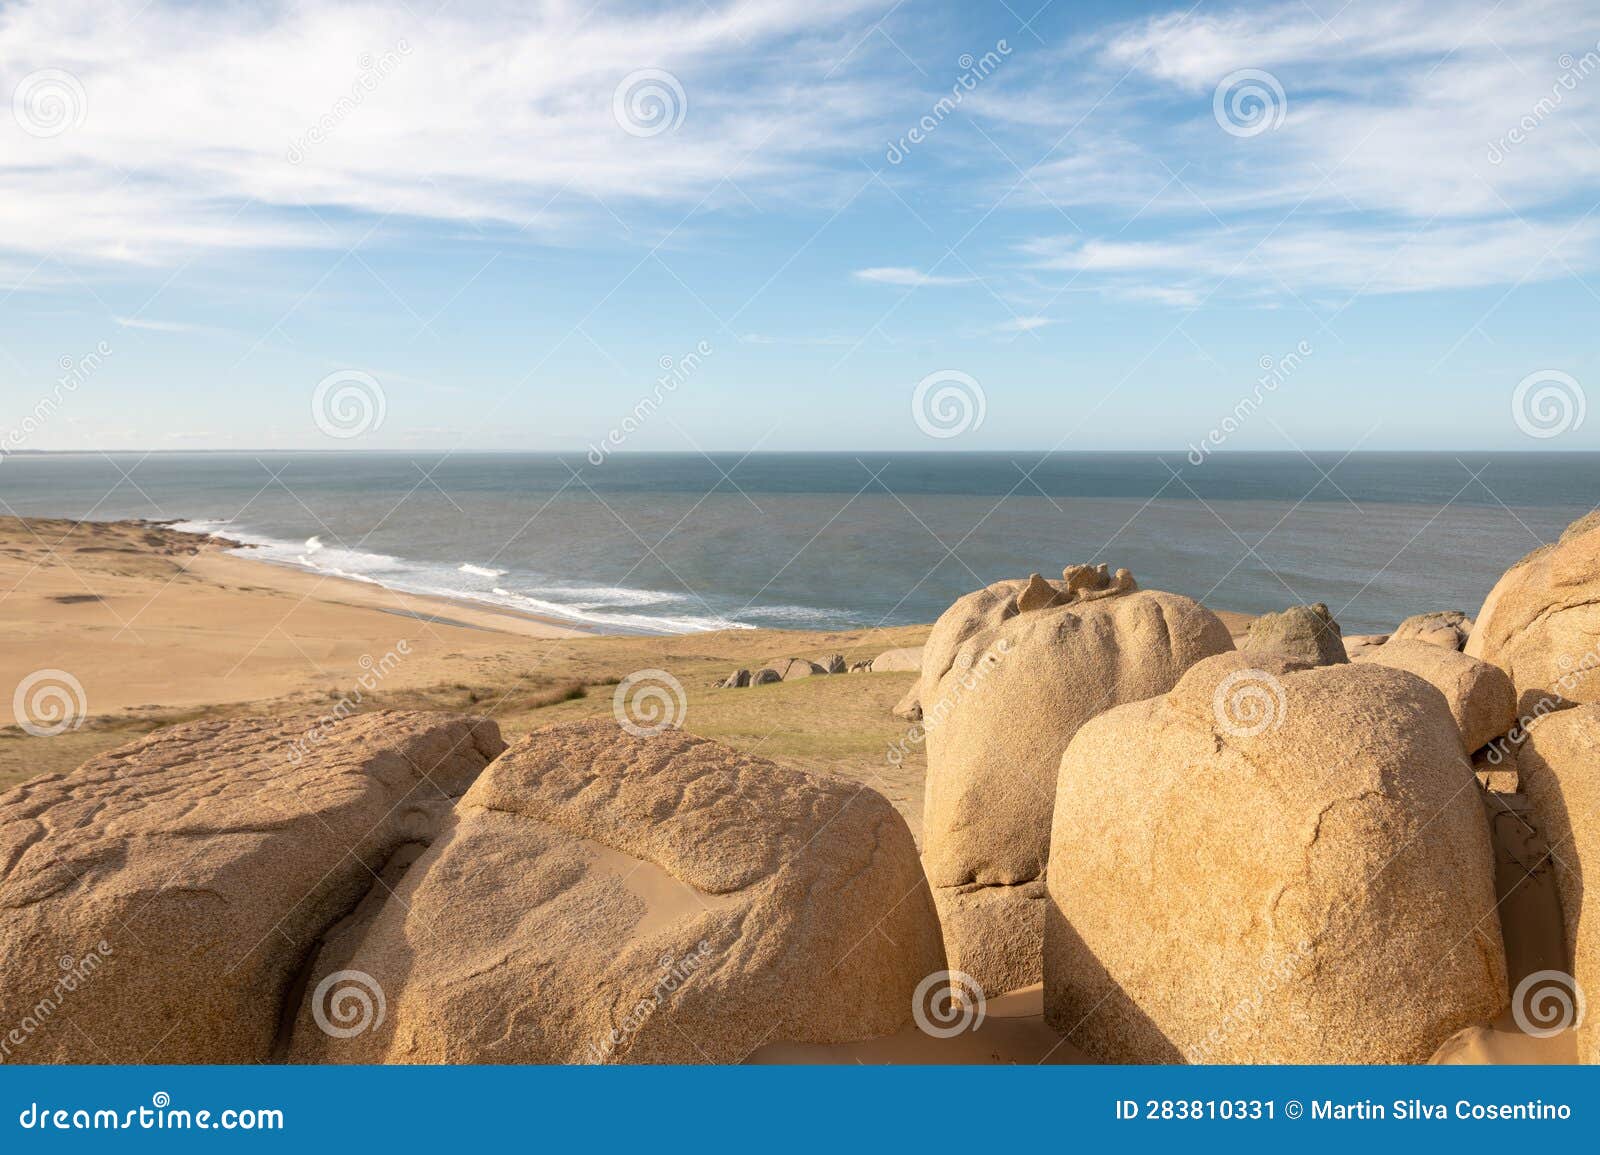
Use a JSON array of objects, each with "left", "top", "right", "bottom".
[{"left": 1, "top": 0, "right": 1597, "bottom": 453}]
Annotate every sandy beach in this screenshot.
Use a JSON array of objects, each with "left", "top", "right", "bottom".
[{"left": 0, "top": 517, "right": 932, "bottom": 812}]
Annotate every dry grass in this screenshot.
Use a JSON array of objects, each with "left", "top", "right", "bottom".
[{"left": 0, "top": 623, "right": 932, "bottom": 832}]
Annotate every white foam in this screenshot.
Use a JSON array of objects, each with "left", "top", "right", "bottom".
[{"left": 166, "top": 521, "right": 764, "bottom": 635}]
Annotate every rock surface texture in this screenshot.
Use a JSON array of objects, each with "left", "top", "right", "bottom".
[
  {"left": 920, "top": 566, "right": 1234, "bottom": 994},
  {"left": 0, "top": 712, "right": 505, "bottom": 1063},
  {"left": 1352, "top": 639, "right": 1516, "bottom": 753},
  {"left": 1045, "top": 653, "right": 1507, "bottom": 1063},
  {"left": 1467, "top": 512, "right": 1600, "bottom": 711},
  {"left": 1393, "top": 610, "right": 1474, "bottom": 651},
  {"left": 1514, "top": 705, "right": 1600, "bottom": 1063},
  {"left": 288, "top": 720, "right": 944, "bottom": 1064},
  {"left": 1243, "top": 602, "right": 1348, "bottom": 666}
]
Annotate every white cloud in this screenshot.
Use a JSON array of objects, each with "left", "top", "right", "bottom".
[
  {"left": 985, "top": 0, "right": 1600, "bottom": 304},
  {"left": 853, "top": 266, "right": 976, "bottom": 286},
  {"left": 991, "top": 315, "right": 1055, "bottom": 332},
  {"left": 113, "top": 316, "right": 201, "bottom": 333},
  {"left": 0, "top": 0, "right": 884, "bottom": 268}
]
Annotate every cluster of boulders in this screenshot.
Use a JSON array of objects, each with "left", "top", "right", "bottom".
[
  {"left": 6, "top": 514, "right": 1600, "bottom": 1066},
  {"left": 891, "top": 523, "right": 1600, "bottom": 1063},
  {"left": 0, "top": 714, "right": 941, "bottom": 1063},
  {"left": 717, "top": 645, "right": 923, "bottom": 689}
]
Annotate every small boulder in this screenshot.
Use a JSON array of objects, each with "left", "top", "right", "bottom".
[
  {"left": 1342, "top": 633, "right": 1389, "bottom": 661},
  {"left": 721, "top": 669, "right": 751, "bottom": 689},
  {"left": 751, "top": 668, "right": 782, "bottom": 686},
  {"left": 1243, "top": 602, "right": 1347, "bottom": 666},
  {"left": 1352, "top": 639, "right": 1516, "bottom": 753},
  {"left": 822, "top": 654, "right": 847, "bottom": 675},
  {"left": 287, "top": 721, "right": 944, "bottom": 1063},
  {"left": 1393, "top": 610, "right": 1474, "bottom": 651},
  {"left": 772, "top": 658, "right": 826, "bottom": 681},
  {"left": 849, "top": 660, "right": 873, "bottom": 673},
  {"left": 892, "top": 684, "right": 922, "bottom": 722},
  {"left": 1045, "top": 653, "right": 1506, "bottom": 1063},
  {"left": 869, "top": 647, "right": 923, "bottom": 673}
]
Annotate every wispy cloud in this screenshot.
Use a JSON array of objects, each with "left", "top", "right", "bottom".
[
  {"left": 978, "top": 0, "right": 1600, "bottom": 305},
  {"left": 853, "top": 266, "right": 976, "bottom": 287},
  {"left": 0, "top": 0, "right": 885, "bottom": 269},
  {"left": 114, "top": 316, "right": 201, "bottom": 333}
]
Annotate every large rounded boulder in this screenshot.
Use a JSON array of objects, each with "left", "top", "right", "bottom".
[
  {"left": 1467, "top": 512, "right": 1600, "bottom": 711},
  {"left": 1352, "top": 639, "right": 1516, "bottom": 753},
  {"left": 1045, "top": 652, "right": 1507, "bottom": 1063},
  {"left": 1515, "top": 705, "right": 1600, "bottom": 1062},
  {"left": 0, "top": 712, "right": 504, "bottom": 1063},
  {"left": 920, "top": 565, "right": 1234, "bottom": 995},
  {"left": 288, "top": 720, "right": 943, "bottom": 1063}
]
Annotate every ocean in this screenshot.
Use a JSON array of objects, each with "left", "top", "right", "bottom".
[{"left": 1, "top": 451, "right": 1594, "bottom": 636}]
